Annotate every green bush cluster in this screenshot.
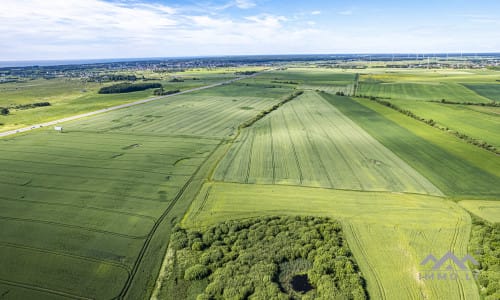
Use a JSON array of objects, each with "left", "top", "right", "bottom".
[
  {"left": 153, "top": 88, "right": 180, "bottom": 96},
  {"left": 171, "top": 216, "right": 367, "bottom": 300},
  {"left": 469, "top": 217, "right": 500, "bottom": 300},
  {"left": 98, "top": 82, "right": 162, "bottom": 94},
  {"left": 12, "top": 102, "right": 51, "bottom": 110}
]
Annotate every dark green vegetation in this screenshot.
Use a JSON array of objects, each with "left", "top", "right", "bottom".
[
  {"left": 463, "top": 84, "right": 500, "bottom": 102},
  {"left": 153, "top": 88, "right": 180, "bottom": 96},
  {"left": 0, "top": 108, "right": 8, "bottom": 115},
  {"left": 323, "top": 93, "right": 500, "bottom": 199},
  {"left": 163, "top": 216, "right": 367, "bottom": 300},
  {"left": 98, "top": 82, "right": 162, "bottom": 94},
  {"left": 9, "top": 102, "right": 51, "bottom": 110},
  {"left": 468, "top": 216, "right": 500, "bottom": 300}
]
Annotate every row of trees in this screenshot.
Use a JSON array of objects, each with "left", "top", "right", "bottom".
[
  {"left": 98, "top": 82, "right": 162, "bottom": 94},
  {"left": 170, "top": 216, "right": 367, "bottom": 299}
]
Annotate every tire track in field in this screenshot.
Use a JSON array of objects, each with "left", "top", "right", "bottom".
[
  {"left": 0, "top": 278, "right": 91, "bottom": 300},
  {"left": 0, "top": 196, "right": 156, "bottom": 220},
  {"left": 281, "top": 109, "right": 304, "bottom": 184},
  {"left": 269, "top": 118, "right": 276, "bottom": 184},
  {"left": 288, "top": 99, "right": 334, "bottom": 187},
  {"left": 0, "top": 241, "right": 132, "bottom": 274},
  {"left": 194, "top": 186, "right": 213, "bottom": 219},
  {"left": 0, "top": 216, "right": 147, "bottom": 240},
  {"left": 345, "top": 222, "right": 387, "bottom": 300},
  {"left": 245, "top": 131, "right": 256, "bottom": 184},
  {"left": 117, "top": 140, "right": 224, "bottom": 299}
]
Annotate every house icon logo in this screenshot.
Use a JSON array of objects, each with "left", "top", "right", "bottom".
[{"left": 420, "top": 251, "right": 479, "bottom": 270}]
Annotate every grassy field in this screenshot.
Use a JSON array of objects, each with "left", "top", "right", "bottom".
[
  {"left": 459, "top": 201, "right": 500, "bottom": 223},
  {"left": 358, "top": 70, "right": 498, "bottom": 103},
  {"left": 0, "top": 78, "right": 296, "bottom": 299},
  {"left": 324, "top": 94, "right": 500, "bottom": 199},
  {"left": 384, "top": 99, "right": 500, "bottom": 147},
  {"left": 214, "top": 91, "right": 442, "bottom": 195},
  {"left": 463, "top": 83, "right": 500, "bottom": 101},
  {"left": 183, "top": 182, "right": 478, "bottom": 300},
  {"left": 0, "top": 70, "right": 240, "bottom": 131}
]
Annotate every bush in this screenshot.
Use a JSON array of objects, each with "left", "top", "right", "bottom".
[
  {"left": 0, "top": 107, "right": 9, "bottom": 115},
  {"left": 184, "top": 264, "right": 210, "bottom": 280}
]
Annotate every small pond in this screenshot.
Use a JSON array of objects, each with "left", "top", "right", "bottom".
[{"left": 290, "top": 274, "right": 313, "bottom": 293}]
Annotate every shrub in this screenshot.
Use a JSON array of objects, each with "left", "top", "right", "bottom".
[{"left": 184, "top": 264, "right": 210, "bottom": 280}]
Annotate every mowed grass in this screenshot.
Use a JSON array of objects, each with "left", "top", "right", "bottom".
[
  {"left": 183, "top": 182, "right": 478, "bottom": 300},
  {"left": 214, "top": 91, "right": 442, "bottom": 195},
  {"left": 389, "top": 99, "right": 500, "bottom": 147},
  {"left": 459, "top": 201, "right": 500, "bottom": 223},
  {"left": 462, "top": 83, "right": 500, "bottom": 102},
  {"left": 324, "top": 94, "right": 500, "bottom": 199}
]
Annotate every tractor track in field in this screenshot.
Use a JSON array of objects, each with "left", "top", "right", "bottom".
[
  {"left": 0, "top": 278, "right": 92, "bottom": 300},
  {"left": 117, "top": 140, "right": 224, "bottom": 299},
  {"left": 0, "top": 241, "right": 132, "bottom": 273},
  {"left": 282, "top": 109, "right": 304, "bottom": 184},
  {"left": 269, "top": 118, "right": 276, "bottom": 184},
  {"left": 0, "top": 196, "right": 156, "bottom": 221},
  {"left": 345, "top": 222, "right": 387, "bottom": 300},
  {"left": 0, "top": 216, "right": 147, "bottom": 240}
]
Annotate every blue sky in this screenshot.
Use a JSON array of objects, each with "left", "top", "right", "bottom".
[{"left": 0, "top": 0, "right": 499, "bottom": 60}]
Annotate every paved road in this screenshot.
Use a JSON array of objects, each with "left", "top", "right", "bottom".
[{"left": 0, "top": 75, "right": 255, "bottom": 137}]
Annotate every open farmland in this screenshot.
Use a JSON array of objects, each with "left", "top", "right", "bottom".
[
  {"left": 459, "top": 201, "right": 500, "bottom": 223},
  {"left": 325, "top": 94, "right": 500, "bottom": 199},
  {"left": 0, "top": 78, "right": 297, "bottom": 299},
  {"left": 183, "top": 182, "right": 478, "bottom": 300},
  {"left": 214, "top": 91, "right": 442, "bottom": 195},
  {"left": 463, "top": 83, "right": 500, "bottom": 101}
]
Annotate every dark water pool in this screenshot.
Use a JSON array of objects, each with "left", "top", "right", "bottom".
[{"left": 290, "top": 274, "right": 313, "bottom": 293}]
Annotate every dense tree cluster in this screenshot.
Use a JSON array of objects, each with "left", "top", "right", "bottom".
[
  {"left": 170, "top": 216, "right": 367, "bottom": 300},
  {"left": 235, "top": 71, "right": 258, "bottom": 75},
  {"left": 12, "top": 102, "right": 51, "bottom": 110},
  {"left": 0, "top": 107, "right": 9, "bottom": 115},
  {"left": 153, "top": 88, "right": 180, "bottom": 96},
  {"left": 98, "top": 82, "right": 162, "bottom": 94},
  {"left": 469, "top": 217, "right": 500, "bottom": 300}
]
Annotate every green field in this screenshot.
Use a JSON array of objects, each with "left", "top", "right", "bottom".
[
  {"left": 0, "top": 79, "right": 297, "bottom": 298},
  {"left": 214, "top": 91, "right": 442, "bottom": 195},
  {"left": 388, "top": 99, "right": 500, "bottom": 147},
  {"left": 1, "top": 66, "right": 499, "bottom": 300},
  {"left": 463, "top": 83, "right": 500, "bottom": 101},
  {"left": 324, "top": 94, "right": 500, "bottom": 199},
  {"left": 183, "top": 182, "right": 478, "bottom": 300},
  {"left": 0, "top": 70, "right": 241, "bottom": 131}
]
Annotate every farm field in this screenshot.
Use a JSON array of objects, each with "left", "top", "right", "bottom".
[
  {"left": 0, "top": 78, "right": 297, "bottom": 299},
  {"left": 388, "top": 99, "right": 500, "bottom": 147},
  {"left": 463, "top": 83, "right": 500, "bottom": 101},
  {"left": 183, "top": 182, "right": 478, "bottom": 300},
  {"left": 214, "top": 91, "right": 442, "bottom": 195},
  {"left": 324, "top": 94, "right": 500, "bottom": 199},
  {"left": 1, "top": 66, "right": 499, "bottom": 300},
  {"left": 459, "top": 201, "right": 500, "bottom": 223},
  {"left": 0, "top": 69, "right": 242, "bottom": 131}
]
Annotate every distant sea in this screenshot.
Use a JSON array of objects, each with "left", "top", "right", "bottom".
[{"left": 0, "top": 57, "right": 167, "bottom": 68}]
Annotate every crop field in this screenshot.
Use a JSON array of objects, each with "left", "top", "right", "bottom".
[
  {"left": 462, "top": 83, "right": 500, "bottom": 101},
  {"left": 325, "top": 94, "right": 500, "bottom": 199},
  {"left": 0, "top": 70, "right": 241, "bottom": 131},
  {"left": 0, "top": 77, "right": 298, "bottom": 299},
  {"left": 459, "top": 201, "right": 500, "bottom": 223},
  {"left": 183, "top": 182, "right": 478, "bottom": 300},
  {"left": 358, "top": 81, "right": 490, "bottom": 102},
  {"left": 1, "top": 66, "right": 498, "bottom": 300},
  {"left": 388, "top": 100, "right": 500, "bottom": 147},
  {"left": 214, "top": 91, "right": 442, "bottom": 195}
]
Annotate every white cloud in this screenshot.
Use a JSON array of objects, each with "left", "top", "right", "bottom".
[
  {"left": 245, "top": 14, "right": 287, "bottom": 28},
  {"left": 311, "top": 11, "right": 321, "bottom": 15},
  {"left": 338, "top": 10, "right": 353, "bottom": 16},
  {"left": 235, "top": 0, "right": 256, "bottom": 9}
]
